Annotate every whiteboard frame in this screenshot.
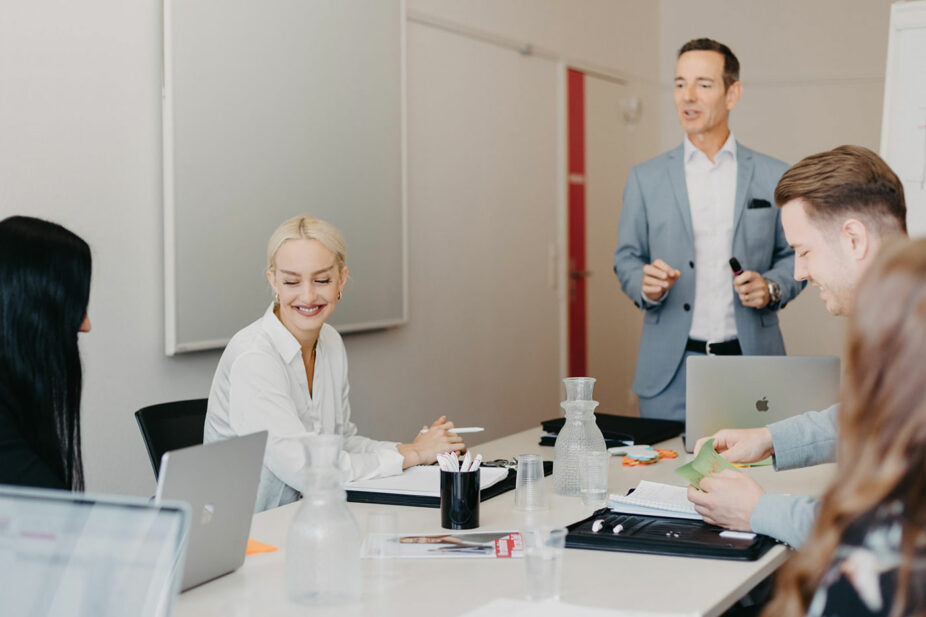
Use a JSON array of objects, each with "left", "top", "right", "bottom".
[
  {"left": 162, "top": 0, "right": 409, "bottom": 355},
  {"left": 879, "top": 0, "right": 926, "bottom": 158}
]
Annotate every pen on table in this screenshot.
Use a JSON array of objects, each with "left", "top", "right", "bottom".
[{"left": 420, "top": 426, "right": 485, "bottom": 434}]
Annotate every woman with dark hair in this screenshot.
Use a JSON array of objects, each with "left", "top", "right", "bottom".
[
  {"left": 0, "top": 215, "right": 92, "bottom": 491},
  {"left": 764, "top": 238, "right": 926, "bottom": 617}
]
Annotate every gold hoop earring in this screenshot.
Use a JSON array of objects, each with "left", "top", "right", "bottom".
[
  {"left": 337, "top": 291, "right": 342, "bottom": 300},
  {"left": 274, "top": 292, "right": 280, "bottom": 304}
]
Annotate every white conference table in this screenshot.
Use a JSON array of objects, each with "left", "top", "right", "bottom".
[{"left": 174, "top": 427, "right": 834, "bottom": 617}]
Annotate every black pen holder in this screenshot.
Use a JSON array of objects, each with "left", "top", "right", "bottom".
[{"left": 440, "top": 469, "right": 480, "bottom": 530}]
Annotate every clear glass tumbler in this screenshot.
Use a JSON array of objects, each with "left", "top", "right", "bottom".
[
  {"left": 521, "top": 527, "right": 567, "bottom": 602},
  {"left": 578, "top": 450, "right": 611, "bottom": 508}
]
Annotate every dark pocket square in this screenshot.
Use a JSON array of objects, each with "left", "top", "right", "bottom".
[{"left": 748, "top": 198, "right": 772, "bottom": 209}]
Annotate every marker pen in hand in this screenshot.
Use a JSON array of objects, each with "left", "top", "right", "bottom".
[{"left": 729, "top": 257, "right": 744, "bottom": 276}]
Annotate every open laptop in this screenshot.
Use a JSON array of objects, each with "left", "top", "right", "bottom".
[
  {"left": 155, "top": 430, "right": 267, "bottom": 591},
  {"left": 0, "top": 485, "right": 190, "bottom": 617},
  {"left": 685, "top": 356, "right": 840, "bottom": 453}
]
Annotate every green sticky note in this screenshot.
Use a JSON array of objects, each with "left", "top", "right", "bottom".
[{"left": 675, "top": 438, "right": 741, "bottom": 489}]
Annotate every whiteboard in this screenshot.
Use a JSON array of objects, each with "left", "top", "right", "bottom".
[
  {"left": 880, "top": 0, "right": 926, "bottom": 238},
  {"left": 163, "top": 0, "right": 407, "bottom": 354}
]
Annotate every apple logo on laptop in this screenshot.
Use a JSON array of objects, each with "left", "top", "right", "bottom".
[
  {"left": 201, "top": 503, "right": 215, "bottom": 525},
  {"left": 755, "top": 397, "right": 769, "bottom": 412}
]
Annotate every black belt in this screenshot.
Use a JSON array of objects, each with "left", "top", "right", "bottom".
[{"left": 686, "top": 338, "right": 742, "bottom": 356}]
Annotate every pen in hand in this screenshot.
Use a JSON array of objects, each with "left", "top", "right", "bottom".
[{"left": 420, "top": 426, "right": 485, "bottom": 434}]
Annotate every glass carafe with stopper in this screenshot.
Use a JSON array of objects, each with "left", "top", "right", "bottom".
[
  {"left": 285, "top": 436, "right": 362, "bottom": 605},
  {"left": 552, "top": 378, "right": 607, "bottom": 496}
]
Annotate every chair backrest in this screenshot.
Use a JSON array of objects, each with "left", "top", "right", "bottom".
[{"left": 135, "top": 398, "right": 208, "bottom": 478}]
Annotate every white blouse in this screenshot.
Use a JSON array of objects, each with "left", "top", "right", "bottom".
[{"left": 204, "top": 305, "right": 404, "bottom": 511}]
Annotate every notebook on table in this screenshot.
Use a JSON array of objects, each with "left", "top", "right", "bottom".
[
  {"left": 685, "top": 356, "right": 840, "bottom": 452},
  {"left": 0, "top": 485, "right": 190, "bottom": 617},
  {"left": 155, "top": 430, "right": 267, "bottom": 591},
  {"left": 346, "top": 461, "right": 554, "bottom": 508}
]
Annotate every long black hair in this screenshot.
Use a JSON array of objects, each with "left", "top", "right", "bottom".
[{"left": 0, "top": 216, "right": 91, "bottom": 490}]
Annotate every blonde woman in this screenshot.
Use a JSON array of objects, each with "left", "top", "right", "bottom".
[
  {"left": 205, "top": 215, "right": 464, "bottom": 511},
  {"left": 764, "top": 239, "right": 926, "bottom": 617}
]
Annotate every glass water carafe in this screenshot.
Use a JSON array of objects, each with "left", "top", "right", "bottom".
[
  {"left": 552, "top": 378, "right": 607, "bottom": 496},
  {"left": 285, "top": 438, "right": 362, "bottom": 605}
]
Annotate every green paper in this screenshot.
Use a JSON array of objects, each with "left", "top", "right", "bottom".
[{"left": 675, "top": 438, "right": 741, "bottom": 489}]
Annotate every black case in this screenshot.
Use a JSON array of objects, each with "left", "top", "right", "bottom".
[
  {"left": 541, "top": 413, "right": 683, "bottom": 446},
  {"left": 565, "top": 508, "right": 775, "bottom": 561}
]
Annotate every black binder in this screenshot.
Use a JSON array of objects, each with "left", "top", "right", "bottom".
[
  {"left": 564, "top": 508, "right": 775, "bottom": 561},
  {"left": 346, "top": 461, "right": 553, "bottom": 508},
  {"left": 540, "top": 413, "right": 683, "bottom": 447}
]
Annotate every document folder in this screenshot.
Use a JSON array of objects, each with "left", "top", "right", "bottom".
[
  {"left": 541, "top": 413, "right": 683, "bottom": 446},
  {"left": 346, "top": 462, "right": 553, "bottom": 508},
  {"left": 564, "top": 508, "right": 775, "bottom": 561}
]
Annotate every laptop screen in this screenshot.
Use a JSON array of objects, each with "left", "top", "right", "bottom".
[{"left": 0, "top": 485, "right": 190, "bottom": 617}]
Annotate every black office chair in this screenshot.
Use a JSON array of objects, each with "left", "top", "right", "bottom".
[{"left": 134, "top": 398, "right": 208, "bottom": 479}]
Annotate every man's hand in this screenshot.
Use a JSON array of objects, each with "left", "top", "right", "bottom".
[
  {"left": 693, "top": 427, "right": 774, "bottom": 464},
  {"left": 642, "top": 259, "right": 681, "bottom": 301},
  {"left": 687, "top": 470, "right": 765, "bottom": 531},
  {"left": 734, "top": 271, "right": 770, "bottom": 308}
]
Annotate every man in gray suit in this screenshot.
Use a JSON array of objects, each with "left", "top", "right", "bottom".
[
  {"left": 688, "top": 145, "right": 908, "bottom": 548},
  {"left": 614, "top": 38, "right": 803, "bottom": 422}
]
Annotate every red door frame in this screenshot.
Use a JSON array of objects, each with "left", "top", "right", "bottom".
[{"left": 566, "top": 69, "right": 587, "bottom": 377}]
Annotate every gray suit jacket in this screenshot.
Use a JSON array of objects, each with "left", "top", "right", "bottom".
[
  {"left": 614, "top": 142, "right": 804, "bottom": 397},
  {"left": 750, "top": 403, "right": 839, "bottom": 547}
]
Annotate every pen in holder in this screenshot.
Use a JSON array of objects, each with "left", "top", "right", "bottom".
[{"left": 440, "top": 468, "right": 480, "bottom": 530}]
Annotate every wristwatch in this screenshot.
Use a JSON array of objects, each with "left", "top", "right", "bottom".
[{"left": 766, "top": 279, "right": 781, "bottom": 307}]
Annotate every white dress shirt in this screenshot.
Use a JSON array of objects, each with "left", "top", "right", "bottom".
[
  {"left": 204, "top": 305, "right": 404, "bottom": 511},
  {"left": 684, "top": 133, "right": 738, "bottom": 342}
]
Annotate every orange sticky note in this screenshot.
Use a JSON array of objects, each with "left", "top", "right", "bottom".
[{"left": 246, "top": 538, "right": 278, "bottom": 555}]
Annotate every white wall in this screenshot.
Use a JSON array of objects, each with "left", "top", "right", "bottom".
[
  {"left": 0, "top": 1, "right": 661, "bottom": 494},
  {"left": 0, "top": 1, "right": 897, "bottom": 493},
  {"left": 0, "top": 1, "right": 220, "bottom": 495}
]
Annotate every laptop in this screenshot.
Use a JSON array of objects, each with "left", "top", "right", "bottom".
[
  {"left": 155, "top": 430, "right": 267, "bottom": 591},
  {"left": 0, "top": 485, "right": 190, "bottom": 617},
  {"left": 685, "top": 356, "right": 840, "bottom": 453}
]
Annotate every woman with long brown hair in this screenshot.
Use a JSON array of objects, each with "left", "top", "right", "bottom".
[{"left": 765, "top": 238, "right": 926, "bottom": 617}]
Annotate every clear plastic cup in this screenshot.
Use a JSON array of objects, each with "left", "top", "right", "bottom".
[
  {"left": 514, "top": 454, "right": 547, "bottom": 511},
  {"left": 365, "top": 509, "right": 397, "bottom": 558},
  {"left": 562, "top": 377, "right": 596, "bottom": 401},
  {"left": 365, "top": 510, "right": 398, "bottom": 593},
  {"left": 578, "top": 450, "right": 610, "bottom": 508},
  {"left": 521, "top": 527, "right": 567, "bottom": 602}
]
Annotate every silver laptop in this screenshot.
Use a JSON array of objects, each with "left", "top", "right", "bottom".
[
  {"left": 155, "top": 430, "right": 267, "bottom": 591},
  {"left": 685, "top": 356, "right": 840, "bottom": 453},
  {"left": 0, "top": 485, "right": 190, "bottom": 617}
]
